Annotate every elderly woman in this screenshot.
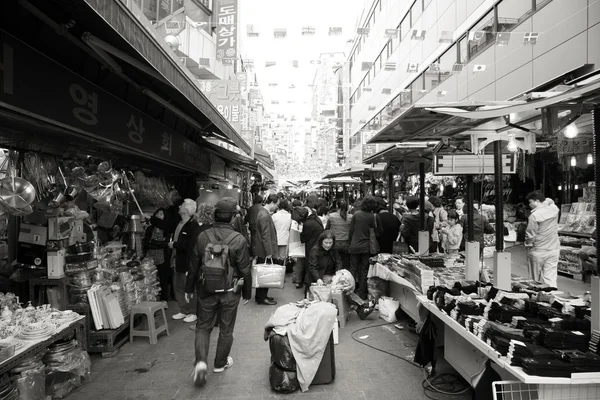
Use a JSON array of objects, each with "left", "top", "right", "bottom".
[{"left": 306, "top": 230, "right": 343, "bottom": 288}]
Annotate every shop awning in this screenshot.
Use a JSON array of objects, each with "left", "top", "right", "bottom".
[
  {"left": 253, "top": 146, "right": 275, "bottom": 170},
  {"left": 54, "top": 0, "right": 251, "bottom": 154},
  {"left": 258, "top": 164, "right": 274, "bottom": 180},
  {"left": 205, "top": 143, "right": 258, "bottom": 173},
  {"left": 314, "top": 177, "right": 362, "bottom": 185},
  {"left": 322, "top": 165, "right": 386, "bottom": 180},
  {"left": 363, "top": 143, "right": 437, "bottom": 172}
]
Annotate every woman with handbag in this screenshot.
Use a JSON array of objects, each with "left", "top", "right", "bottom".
[
  {"left": 348, "top": 196, "right": 382, "bottom": 300},
  {"left": 144, "top": 208, "right": 171, "bottom": 301}
]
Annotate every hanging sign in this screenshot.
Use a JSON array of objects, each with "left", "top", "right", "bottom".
[
  {"left": 556, "top": 138, "right": 592, "bottom": 157},
  {"left": 216, "top": 0, "right": 238, "bottom": 60},
  {"left": 210, "top": 154, "right": 226, "bottom": 179},
  {"left": 433, "top": 154, "right": 516, "bottom": 175},
  {"left": 0, "top": 29, "right": 210, "bottom": 173},
  {"left": 199, "top": 80, "right": 242, "bottom": 133}
]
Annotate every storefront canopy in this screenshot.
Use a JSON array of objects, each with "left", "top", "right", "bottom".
[
  {"left": 314, "top": 177, "right": 362, "bottom": 185},
  {"left": 41, "top": 0, "right": 251, "bottom": 154},
  {"left": 363, "top": 143, "right": 436, "bottom": 172},
  {"left": 368, "top": 75, "right": 600, "bottom": 146},
  {"left": 322, "top": 165, "right": 386, "bottom": 180}
]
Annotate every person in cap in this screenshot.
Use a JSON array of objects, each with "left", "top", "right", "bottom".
[{"left": 186, "top": 197, "right": 252, "bottom": 387}]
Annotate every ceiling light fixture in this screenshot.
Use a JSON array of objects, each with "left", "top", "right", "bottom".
[
  {"left": 570, "top": 155, "right": 577, "bottom": 167},
  {"left": 574, "top": 184, "right": 579, "bottom": 190},
  {"left": 558, "top": 185, "right": 562, "bottom": 190},
  {"left": 507, "top": 137, "right": 518, "bottom": 152},
  {"left": 587, "top": 153, "right": 593, "bottom": 165}
]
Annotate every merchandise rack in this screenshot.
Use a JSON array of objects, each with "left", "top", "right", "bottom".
[
  {"left": 0, "top": 317, "right": 87, "bottom": 375},
  {"left": 418, "top": 296, "right": 600, "bottom": 394}
]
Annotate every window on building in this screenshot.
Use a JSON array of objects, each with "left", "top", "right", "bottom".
[
  {"left": 400, "top": 15, "right": 411, "bottom": 40},
  {"left": 458, "top": 35, "right": 468, "bottom": 64},
  {"left": 439, "top": 43, "right": 457, "bottom": 84},
  {"left": 386, "top": 40, "right": 393, "bottom": 59},
  {"left": 425, "top": 62, "right": 440, "bottom": 92},
  {"left": 497, "top": 0, "right": 532, "bottom": 32},
  {"left": 411, "top": 1, "right": 422, "bottom": 23},
  {"left": 467, "top": 10, "right": 495, "bottom": 61}
]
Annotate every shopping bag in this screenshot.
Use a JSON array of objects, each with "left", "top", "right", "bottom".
[
  {"left": 288, "top": 222, "right": 305, "bottom": 258},
  {"left": 378, "top": 296, "right": 400, "bottom": 322},
  {"left": 252, "top": 259, "right": 286, "bottom": 289},
  {"left": 308, "top": 284, "right": 332, "bottom": 302},
  {"left": 392, "top": 237, "right": 409, "bottom": 254}
]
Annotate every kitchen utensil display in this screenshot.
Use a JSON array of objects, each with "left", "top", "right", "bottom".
[
  {"left": 65, "top": 185, "right": 79, "bottom": 201},
  {"left": 66, "top": 241, "right": 93, "bottom": 255},
  {"left": 0, "top": 177, "right": 36, "bottom": 208}
]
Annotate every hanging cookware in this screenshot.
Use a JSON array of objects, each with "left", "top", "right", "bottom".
[
  {"left": 49, "top": 192, "right": 67, "bottom": 208},
  {"left": 0, "top": 177, "right": 35, "bottom": 208},
  {"left": 64, "top": 185, "right": 79, "bottom": 201}
]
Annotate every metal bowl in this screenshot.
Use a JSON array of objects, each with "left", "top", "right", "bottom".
[{"left": 0, "top": 177, "right": 36, "bottom": 208}]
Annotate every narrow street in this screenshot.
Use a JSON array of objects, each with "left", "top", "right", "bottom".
[{"left": 70, "top": 271, "right": 470, "bottom": 400}]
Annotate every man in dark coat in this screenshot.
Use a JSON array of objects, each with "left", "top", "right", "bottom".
[
  {"left": 248, "top": 194, "right": 279, "bottom": 305},
  {"left": 376, "top": 198, "right": 400, "bottom": 254},
  {"left": 300, "top": 195, "right": 324, "bottom": 293}
]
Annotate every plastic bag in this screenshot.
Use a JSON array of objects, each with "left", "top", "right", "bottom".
[
  {"left": 16, "top": 364, "right": 46, "bottom": 400},
  {"left": 331, "top": 269, "right": 355, "bottom": 293},
  {"left": 288, "top": 223, "right": 305, "bottom": 258},
  {"left": 309, "top": 284, "right": 332, "bottom": 302},
  {"left": 378, "top": 296, "right": 400, "bottom": 322},
  {"left": 367, "top": 277, "right": 388, "bottom": 303},
  {"left": 269, "top": 362, "right": 300, "bottom": 393},
  {"left": 252, "top": 263, "right": 285, "bottom": 289},
  {"left": 269, "top": 334, "right": 296, "bottom": 371}
]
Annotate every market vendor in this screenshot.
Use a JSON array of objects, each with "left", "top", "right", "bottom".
[
  {"left": 307, "top": 230, "right": 342, "bottom": 287},
  {"left": 525, "top": 191, "right": 560, "bottom": 288}
]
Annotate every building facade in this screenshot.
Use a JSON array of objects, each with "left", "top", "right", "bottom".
[{"left": 346, "top": 0, "right": 600, "bottom": 164}]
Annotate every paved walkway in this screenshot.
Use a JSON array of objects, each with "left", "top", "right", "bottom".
[{"left": 69, "top": 274, "right": 469, "bottom": 400}]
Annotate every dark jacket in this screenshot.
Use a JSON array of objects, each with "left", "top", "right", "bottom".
[
  {"left": 400, "top": 213, "right": 434, "bottom": 252},
  {"left": 348, "top": 210, "right": 383, "bottom": 254},
  {"left": 232, "top": 215, "right": 250, "bottom": 244},
  {"left": 246, "top": 203, "right": 263, "bottom": 231},
  {"left": 291, "top": 206, "right": 309, "bottom": 224},
  {"left": 301, "top": 213, "right": 324, "bottom": 255},
  {"left": 186, "top": 222, "right": 252, "bottom": 299},
  {"left": 251, "top": 207, "right": 278, "bottom": 259},
  {"left": 151, "top": 216, "right": 199, "bottom": 273},
  {"left": 378, "top": 211, "right": 401, "bottom": 254},
  {"left": 307, "top": 244, "right": 342, "bottom": 284},
  {"left": 459, "top": 211, "right": 494, "bottom": 247},
  {"left": 143, "top": 225, "right": 170, "bottom": 251}
]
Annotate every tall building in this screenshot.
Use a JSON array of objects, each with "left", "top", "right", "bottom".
[{"left": 346, "top": 0, "right": 600, "bottom": 164}]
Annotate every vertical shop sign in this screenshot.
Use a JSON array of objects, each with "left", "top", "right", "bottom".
[
  {"left": 215, "top": 0, "right": 238, "bottom": 60},
  {"left": 199, "top": 80, "right": 241, "bottom": 133}
]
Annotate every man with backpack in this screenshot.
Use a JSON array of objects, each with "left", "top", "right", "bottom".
[{"left": 185, "top": 197, "right": 252, "bottom": 388}]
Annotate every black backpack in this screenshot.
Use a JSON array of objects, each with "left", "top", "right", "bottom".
[{"left": 200, "top": 231, "right": 239, "bottom": 293}]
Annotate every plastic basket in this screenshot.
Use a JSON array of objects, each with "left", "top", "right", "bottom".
[{"left": 492, "top": 380, "right": 600, "bottom": 400}]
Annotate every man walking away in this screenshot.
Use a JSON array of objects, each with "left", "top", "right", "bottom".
[
  {"left": 525, "top": 191, "right": 560, "bottom": 288},
  {"left": 186, "top": 197, "right": 251, "bottom": 387},
  {"left": 253, "top": 194, "right": 280, "bottom": 305}
]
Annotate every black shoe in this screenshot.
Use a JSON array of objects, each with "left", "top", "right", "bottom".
[
  {"left": 257, "top": 299, "right": 277, "bottom": 305},
  {"left": 295, "top": 283, "right": 303, "bottom": 289},
  {"left": 266, "top": 296, "right": 275, "bottom": 301}
]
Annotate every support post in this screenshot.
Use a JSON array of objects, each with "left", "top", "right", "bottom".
[
  {"left": 387, "top": 172, "right": 394, "bottom": 212},
  {"left": 418, "top": 163, "right": 428, "bottom": 254},
  {"left": 343, "top": 183, "right": 348, "bottom": 202},
  {"left": 465, "top": 174, "right": 479, "bottom": 280},
  {"left": 593, "top": 106, "right": 600, "bottom": 331},
  {"left": 371, "top": 172, "right": 376, "bottom": 195},
  {"left": 493, "top": 141, "right": 511, "bottom": 291},
  {"left": 361, "top": 174, "right": 366, "bottom": 197}
]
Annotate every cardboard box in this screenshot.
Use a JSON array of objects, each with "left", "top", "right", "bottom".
[
  {"left": 48, "top": 217, "right": 74, "bottom": 240},
  {"left": 17, "top": 242, "right": 46, "bottom": 266},
  {"left": 18, "top": 224, "right": 47, "bottom": 245},
  {"left": 47, "top": 250, "right": 66, "bottom": 279},
  {"left": 68, "top": 220, "right": 87, "bottom": 245}
]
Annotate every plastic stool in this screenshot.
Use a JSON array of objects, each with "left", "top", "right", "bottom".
[
  {"left": 330, "top": 291, "right": 349, "bottom": 328},
  {"left": 130, "top": 301, "right": 169, "bottom": 344}
]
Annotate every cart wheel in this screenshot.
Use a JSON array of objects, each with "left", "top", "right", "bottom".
[{"left": 101, "top": 349, "right": 119, "bottom": 358}]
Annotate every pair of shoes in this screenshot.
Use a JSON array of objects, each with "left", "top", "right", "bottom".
[
  {"left": 183, "top": 314, "right": 197, "bottom": 323},
  {"left": 257, "top": 299, "right": 277, "bottom": 305},
  {"left": 213, "top": 357, "right": 234, "bottom": 373},
  {"left": 172, "top": 313, "right": 187, "bottom": 320},
  {"left": 193, "top": 361, "right": 207, "bottom": 387}
]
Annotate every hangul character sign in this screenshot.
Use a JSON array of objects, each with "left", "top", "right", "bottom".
[
  {"left": 69, "top": 83, "right": 98, "bottom": 125},
  {"left": 126, "top": 114, "right": 145, "bottom": 144}
]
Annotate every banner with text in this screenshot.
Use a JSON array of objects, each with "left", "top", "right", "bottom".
[
  {"left": 215, "top": 0, "right": 238, "bottom": 60},
  {"left": 199, "top": 80, "right": 242, "bottom": 134}
]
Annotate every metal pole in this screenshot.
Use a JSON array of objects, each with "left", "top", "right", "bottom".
[
  {"left": 388, "top": 172, "right": 394, "bottom": 212},
  {"left": 419, "top": 163, "right": 426, "bottom": 230},
  {"left": 361, "top": 174, "right": 366, "bottom": 197},
  {"left": 343, "top": 183, "right": 348, "bottom": 202},
  {"left": 594, "top": 106, "right": 599, "bottom": 262},
  {"left": 466, "top": 175, "right": 474, "bottom": 241},
  {"left": 494, "top": 141, "right": 504, "bottom": 251}
]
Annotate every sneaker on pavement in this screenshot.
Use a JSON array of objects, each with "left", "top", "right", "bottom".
[
  {"left": 213, "top": 357, "right": 233, "bottom": 373},
  {"left": 172, "top": 313, "right": 187, "bottom": 320},
  {"left": 193, "top": 361, "right": 207, "bottom": 387},
  {"left": 183, "top": 314, "right": 197, "bottom": 323}
]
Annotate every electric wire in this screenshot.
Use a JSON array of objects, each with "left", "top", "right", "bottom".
[{"left": 350, "top": 321, "right": 472, "bottom": 398}]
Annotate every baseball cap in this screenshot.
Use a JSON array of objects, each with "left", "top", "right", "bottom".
[{"left": 215, "top": 197, "right": 238, "bottom": 213}]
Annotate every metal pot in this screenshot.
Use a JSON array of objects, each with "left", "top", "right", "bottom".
[
  {"left": 49, "top": 192, "right": 67, "bottom": 208},
  {"left": 0, "top": 177, "right": 36, "bottom": 208},
  {"left": 65, "top": 186, "right": 79, "bottom": 201}
]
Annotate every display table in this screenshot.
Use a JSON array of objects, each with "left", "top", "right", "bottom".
[
  {"left": 0, "top": 316, "right": 87, "bottom": 375},
  {"left": 368, "top": 262, "right": 423, "bottom": 323},
  {"left": 417, "top": 296, "right": 600, "bottom": 398}
]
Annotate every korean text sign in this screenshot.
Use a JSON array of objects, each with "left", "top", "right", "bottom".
[
  {"left": 0, "top": 29, "right": 210, "bottom": 173},
  {"left": 216, "top": 0, "right": 238, "bottom": 60},
  {"left": 199, "top": 80, "right": 242, "bottom": 133}
]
